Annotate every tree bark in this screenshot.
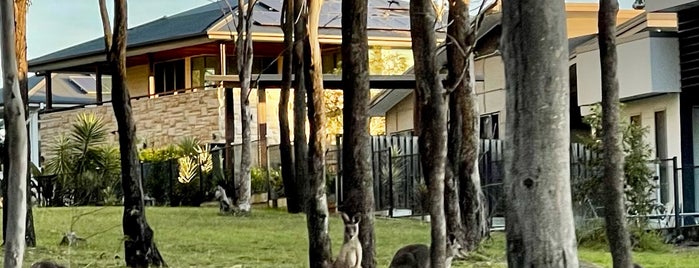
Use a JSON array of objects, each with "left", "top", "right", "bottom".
[
  {"left": 445, "top": 0, "right": 467, "bottom": 248},
  {"left": 410, "top": 1, "right": 448, "bottom": 267},
  {"left": 100, "top": 1, "right": 166, "bottom": 266},
  {"left": 2, "top": 0, "right": 36, "bottom": 248},
  {"left": 305, "top": 0, "right": 333, "bottom": 267},
  {"left": 1, "top": 1, "right": 28, "bottom": 267},
  {"left": 599, "top": 1, "right": 633, "bottom": 267},
  {"left": 236, "top": 0, "right": 256, "bottom": 213},
  {"left": 15, "top": 0, "right": 36, "bottom": 248},
  {"left": 446, "top": 0, "right": 487, "bottom": 251},
  {"left": 501, "top": 0, "right": 579, "bottom": 267},
  {"left": 279, "top": 0, "right": 301, "bottom": 213},
  {"left": 341, "top": 0, "right": 375, "bottom": 266},
  {"left": 292, "top": 0, "right": 308, "bottom": 211}
]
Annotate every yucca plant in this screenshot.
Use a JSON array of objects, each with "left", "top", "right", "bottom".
[{"left": 44, "top": 113, "right": 121, "bottom": 206}]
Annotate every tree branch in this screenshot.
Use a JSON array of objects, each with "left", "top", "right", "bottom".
[{"left": 98, "top": 0, "right": 112, "bottom": 57}]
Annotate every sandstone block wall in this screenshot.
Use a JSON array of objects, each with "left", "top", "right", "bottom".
[{"left": 39, "top": 89, "right": 225, "bottom": 158}]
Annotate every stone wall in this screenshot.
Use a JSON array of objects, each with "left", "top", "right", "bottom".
[{"left": 39, "top": 89, "right": 225, "bottom": 158}]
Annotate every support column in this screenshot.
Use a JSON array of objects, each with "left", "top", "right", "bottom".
[
  {"left": 258, "top": 87, "right": 268, "bottom": 168},
  {"left": 96, "top": 66, "right": 104, "bottom": 104},
  {"left": 147, "top": 53, "right": 155, "bottom": 96},
  {"left": 220, "top": 42, "right": 236, "bottom": 200},
  {"left": 45, "top": 71, "right": 53, "bottom": 109}
]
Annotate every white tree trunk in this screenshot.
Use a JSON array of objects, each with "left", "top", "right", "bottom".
[
  {"left": 1, "top": 1, "right": 28, "bottom": 267},
  {"left": 236, "top": 0, "right": 256, "bottom": 212},
  {"left": 305, "top": 0, "right": 333, "bottom": 266},
  {"left": 501, "top": 0, "right": 579, "bottom": 266}
]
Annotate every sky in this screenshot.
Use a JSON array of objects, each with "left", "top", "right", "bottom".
[{"left": 0, "top": 0, "right": 639, "bottom": 77}]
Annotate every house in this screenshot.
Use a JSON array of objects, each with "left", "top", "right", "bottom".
[
  {"left": 636, "top": 0, "right": 699, "bottom": 221},
  {"left": 28, "top": 0, "right": 417, "bottom": 165},
  {"left": 0, "top": 74, "right": 112, "bottom": 167},
  {"left": 369, "top": 3, "right": 644, "bottom": 140},
  {"left": 573, "top": 11, "right": 679, "bottom": 211}
]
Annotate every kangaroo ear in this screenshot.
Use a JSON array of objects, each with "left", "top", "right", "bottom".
[
  {"left": 352, "top": 214, "right": 361, "bottom": 224},
  {"left": 448, "top": 234, "right": 457, "bottom": 244},
  {"left": 341, "top": 212, "right": 350, "bottom": 223}
]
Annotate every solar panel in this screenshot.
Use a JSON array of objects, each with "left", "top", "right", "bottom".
[
  {"left": 259, "top": 0, "right": 282, "bottom": 12},
  {"left": 69, "top": 76, "right": 111, "bottom": 94},
  {"left": 69, "top": 76, "right": 97, "bottom": 93},
  {"left": 254, "top": 11, "right": 281, "bottom": 26}
]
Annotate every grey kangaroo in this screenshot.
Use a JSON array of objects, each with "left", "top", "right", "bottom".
[
  {"left": 388, "top": 234, "right": 463, "bottom": 268},
  {"left": 30, "top": 260, "right": 66, "bottom": 268},
  {"left": 333, "top": 212, "right": 362, "bottom": 268}
]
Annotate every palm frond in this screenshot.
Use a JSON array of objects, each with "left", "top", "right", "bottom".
[
  {"left": 178, "top": 157, "right": 198, "bottom": 183},
  {"left": 70, "top": 113, "right": 108, "bottom": 152}
]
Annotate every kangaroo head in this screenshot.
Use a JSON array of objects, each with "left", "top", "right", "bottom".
[
  {"left": 446, "top": 234, "right": 465, "bottom": 260},
  {"left": 341, "top": 212, "right": 361, "bottom": 240}
]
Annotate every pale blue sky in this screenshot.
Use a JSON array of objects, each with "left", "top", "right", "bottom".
[{"left": 0, "top": 0, "right": 638, "bottom": 76}]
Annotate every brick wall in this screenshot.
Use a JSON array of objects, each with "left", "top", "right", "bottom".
[{"left": 39, "top": 89, "right": 225, "bottom": 158}]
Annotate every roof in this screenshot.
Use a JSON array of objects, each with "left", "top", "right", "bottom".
[
  {"left": 572, "top": 12, "right": 678, "bottom": 55},
  {"left": 29, "top": 0, "right": 420, "bottom": 72},
  {"left": 28, "top": 1, "right": 234, "bottom": 70},
  {"left": 0, "top": 73, "right": 112, "bottom": 106},
  {"left": 568, "top": 34, "right": 597, "bottom": 55}
]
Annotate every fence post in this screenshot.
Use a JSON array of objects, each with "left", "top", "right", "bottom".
[
  {"left": 389, "top": 148, "right": 394, "bottom": 218},
  {"left": 336, "top": 134, "right": 343, "bottom": 205},
  {"left": 197, "top": 154, "right": 203, "bottom": 206},
  {"left": 169, "top": 159, "right": 174, "bottom": 207},
  {"left": 673, "top": 156, "right": 681, "bottom": 236}
]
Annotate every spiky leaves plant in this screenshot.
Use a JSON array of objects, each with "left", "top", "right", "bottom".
[{"left": 44, "top": 113, "right": 120, "bottom": 205}]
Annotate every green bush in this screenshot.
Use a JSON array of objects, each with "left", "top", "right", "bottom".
[
  {"left": 576, "top": 219, "right": 669, "bottom": 252},
  {"left": 44, "top": 113, "right": 121, "bottom": 206},
  {"left": 139, "top": 136, "right": 216, "bottom": 206},
  {"left": 575, "top": 104, "right": 660, "bottom": 226},
  {"left": 251, "top": 167, "right": 283, "bottom": 196},
  {"left": 574, "top": 105, "right": 666, "bottom": 251}
]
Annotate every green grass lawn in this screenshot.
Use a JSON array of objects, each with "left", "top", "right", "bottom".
[{"left": 2, "top": 206, "right": 698, "bottom": 267}]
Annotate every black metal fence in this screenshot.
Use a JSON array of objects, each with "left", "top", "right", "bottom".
[
  {"left": 334, "top": 135, "right": 605, "bottom": 219},
  {"left": 335, "top": 136, "right": 508, "bottom": 217}
]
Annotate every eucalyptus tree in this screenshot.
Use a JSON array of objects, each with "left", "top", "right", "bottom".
[
  {"left": 99, "top": 0, "right": 166, "bottom": 265},
  {"left": 501, "top": 0, "right": 579, "bottom": 266}
]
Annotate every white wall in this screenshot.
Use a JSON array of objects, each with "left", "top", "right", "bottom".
[
  {"left": 619, "top": 94, "right": 682, "bottom": 209},
  {"left": 478, "top": 55, "right": 506, "bottom": 139},
  {"left": 577, "top": 36, "right": 681, "bottom": 106}
]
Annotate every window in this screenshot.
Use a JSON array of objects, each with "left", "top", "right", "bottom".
[
  {"left": 655, "top": 111, "right": 669, "bottom": 204},
  {"left": 480, "top": 113, "right": 499, "bottom": 139},
  {"left": 191, "top": 56, "right": 220, "bottom": 89},
  {"left": 630, "top": 115, "right": 641, "bottom": 125},
  {"left": 154, "top": 60, "right": 185, "bottom": 93}
]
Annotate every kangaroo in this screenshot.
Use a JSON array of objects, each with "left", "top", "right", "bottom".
[
  {"left": 214, "top": 185, "right": 232, "bottom": 213},
  {"left": 333, "top": 212, "right": 362, "bottom": 268},
  {"left": 30, "top": 260, "right": 66, "bottom": 268},
  {"left": 389, "top": 234, "right": 463, "bottom": 268}
]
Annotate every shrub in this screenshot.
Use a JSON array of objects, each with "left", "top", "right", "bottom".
[
  {"left": 139, "top": 136, "right": 216, "bottom": 206},
  {"left": 575, "top": 105, "right": 660, "bottom": 224},
  {"left": 251, "top": 167, "right": 283, "bottom": 196},
  {"left": 44, "top": 113, "right": 121, "bottom": 206},
  {"left": 574, "top": 105, "right": 665, "bottom": 249},
  {"left": 576, "top": 219, "right": 669, "bottom": 252}
]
